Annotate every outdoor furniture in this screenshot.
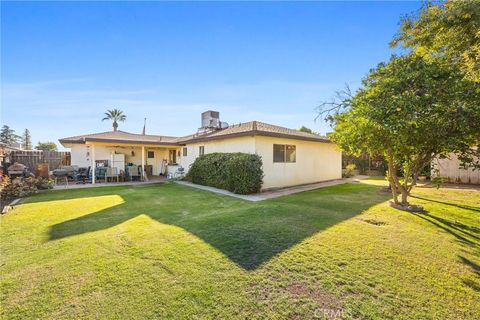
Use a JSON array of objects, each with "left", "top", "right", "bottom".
[
  {"left": 95, "top": 167, "right": 107, "bottom": 181},
  {"left": 105, "top": 167, "right": 119, "bottom": 183},
  {"left": 52, "top": 168, "right": 68, "bottom": 186},
  {"left": 174, "top": 166, "right": 185, "bottom": 179},
  {"left": 61, "top": 166, "right": 77, "bottom": 180},
  {"left": 76, "top": 167, "right": 90, "bottom": 184},
  {"left": 7, "top": 162, "right": 30, "bottom": 178},
  {"left": 127, "top": 165, "right": 140, "bottom": 181}
]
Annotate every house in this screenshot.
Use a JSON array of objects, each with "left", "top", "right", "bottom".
[{"left": 59, "top": 111, "right": 342, "bottom": 190}]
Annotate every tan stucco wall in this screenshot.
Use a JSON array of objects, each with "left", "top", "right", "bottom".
[
  {"left": 433, "top": 153, "right": 480, "bottom": 184},
  {"left": 181, "top": 135, "right": 342, "bottom": 190},
  {"left": 254, "top": 136, "right": 342, "bottom": 189},
  {"left": 180, "top": 136, "right": 256, "bottom": 170}
]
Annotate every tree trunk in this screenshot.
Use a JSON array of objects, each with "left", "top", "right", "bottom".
[
  {"left": 386, "top": 155, "right": 399, "bottom": 204},
  {"left": 401, "top": 189, "right": 409, "bottom": 206},
  {"left": 113, "top": 121, "right": 118, "bottom": 131}
]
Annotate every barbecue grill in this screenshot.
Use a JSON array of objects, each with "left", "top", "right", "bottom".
[
  {"left": 52, "top": 168, "right": 68, "bottom": 185},
  {"left": 7, "top": 162, "right": 30, "bottom": 178}
]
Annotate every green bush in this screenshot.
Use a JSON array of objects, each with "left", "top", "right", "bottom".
[
  {"left": 342, "top": 163, "right": 357, "bottom": 178},
  {"left": 186, "top": 153, "right": 263, "bottom": 194}
]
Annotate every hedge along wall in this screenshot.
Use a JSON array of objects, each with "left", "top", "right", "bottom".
[{"left": 185, "top": 153, "right": 264, "bottom": 194}]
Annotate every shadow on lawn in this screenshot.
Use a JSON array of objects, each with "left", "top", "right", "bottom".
[
  {"left": 409, "top": 212, "right": 479, "bottom": 249},
  {"left": 410, "top": 195, "right": 480, "bottom": 213},
  {"left": 459, "top": 256, "right": 480, "bottom": 292},
  {"left": 48, "top": 183, "right": 389, "bottom": 270}
]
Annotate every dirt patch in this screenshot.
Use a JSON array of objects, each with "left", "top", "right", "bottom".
[{"left": 287, "top": 282, "right": 341, "bottom": 309}]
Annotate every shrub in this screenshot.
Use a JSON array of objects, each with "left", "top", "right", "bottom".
[
  {"left": 186, "top": 153, "right": 263, "bottom": 194},
  {"left": 342, "top": 163, "right": 357, "bottom": 178},
  {"left": 35, "top": 177, "right": 55, "bottom": 190},
  {"left": 0, "top": 176, "right": 54, "bottom": 202}
]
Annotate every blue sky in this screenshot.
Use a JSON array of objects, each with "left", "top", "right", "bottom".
[{"left": 1, "top": 1, "right": 420, "bottom": 149}]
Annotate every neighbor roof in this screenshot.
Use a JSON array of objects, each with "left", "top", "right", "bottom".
[
  {"left": 177, "top": 121, "right": 331, "bottom": 143},
  {"left": 59, "top": 130, "right": 181, "bottom": 146}
]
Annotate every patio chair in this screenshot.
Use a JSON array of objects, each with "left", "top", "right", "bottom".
[
  {"left": 105, "top": 167, "right": 119, "bottom": 183},
  {"left": 76, "top": 167, "right": 90, "bottom": 184},
  {"left": 95, "top": 167, "right": 107, "bottom": 181},
  {"left": 127, "top": 166, "right": 140, "bottom": 181}
]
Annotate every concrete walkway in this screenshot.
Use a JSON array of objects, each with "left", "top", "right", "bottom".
[{"left": 176, "top": 176, "right": 367, "bottom": 202}]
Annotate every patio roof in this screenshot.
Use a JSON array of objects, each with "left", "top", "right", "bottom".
[{"left": 59, "top": 130, "right": 182, "bottom": 146}]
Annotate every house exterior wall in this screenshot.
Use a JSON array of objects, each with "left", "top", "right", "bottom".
[
  {"left": 181, "top": 135, "right": 342, "bottom": 190},
  {"left": 433, "top": 153, "right": 480, "bottom": 184},
  {"left": 180, "top": 136, "right": 256, "bottom": 171},
  {"left": 254, "top": 136, "right": 342, "bottom": 189}
]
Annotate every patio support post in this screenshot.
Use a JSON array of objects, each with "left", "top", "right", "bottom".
[
  {"left": 91, "top": 144, "right": 96, "bottom": 184},
  {"left": 141, "top": 145, "right": 145, "bottom": 181}
]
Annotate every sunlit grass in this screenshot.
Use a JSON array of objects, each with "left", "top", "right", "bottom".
[{"left": 1, "top": 181, "right": 478, "bottom": 319}]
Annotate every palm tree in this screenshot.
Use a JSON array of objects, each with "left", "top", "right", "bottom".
[{"left": 102, "top": 109, "right": 126, "bottom": 131}]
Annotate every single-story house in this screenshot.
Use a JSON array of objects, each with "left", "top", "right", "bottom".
[{"left": 59, "top": 111, "right": 342, "bottom": 190}]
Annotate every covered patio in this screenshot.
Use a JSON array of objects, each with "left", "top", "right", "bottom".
[{"left": 58, "top": 131, "right": 184, "bottom": 185}]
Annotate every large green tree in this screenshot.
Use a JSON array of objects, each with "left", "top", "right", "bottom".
[
  {"left": 102, "top": 109, "right": 126, "bottom": 131},
  {"left": 391, "top": 0, "right": 480, "bottom": 82},
  {"left": 320, "top": 55, "right": 480, "bottom": 206},
  {"left": 0, "top": 125, "right": 20, "bottom": 146},
  {"left": 35, "top": 141, "right": 58, "bottom": 151},
  {"left": 298, "top": 126, "right": 314, "bottom": 134},
  {"left": 22, "top": 129, "right": 32, "bottom": 150}
]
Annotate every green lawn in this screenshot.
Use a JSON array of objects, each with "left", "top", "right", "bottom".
[{"left": 1, "top": 180, "right": 479, "bottom": 319}]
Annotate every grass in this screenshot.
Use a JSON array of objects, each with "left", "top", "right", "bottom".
[{"left": 1, "top": 179, "right": 479, "bottom": 319}]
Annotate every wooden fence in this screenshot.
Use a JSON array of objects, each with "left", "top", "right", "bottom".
[{"left": 9, "top": 150, "right": 71, "bottom": 172}]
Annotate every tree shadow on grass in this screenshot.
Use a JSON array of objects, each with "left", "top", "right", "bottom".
[
  {"left": 459, "top": 256, "right": 480, "bottom": 292},
  {"left": 410, "top": 213, "right": 479, "bottom": 248},
  {"left": 47, "top": 183, "right": 390, "bottom": 270},
  {"left": 410, "top": 195, "right": 480, "bottom": 213}
]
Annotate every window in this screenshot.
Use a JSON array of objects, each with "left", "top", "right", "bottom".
[
  {"left": 286, "top": 145, "right": 296, "bottom": 162},
  {"left": 199, "top": 146, "right": 205, "bottom": 156},
  {"left": 273, "top": 144, "right": 285, "bottom": 162},
  {"left": 273, "top": 144, "right": 296, "bottom": 163},
  {"left": 147, "top": 151, "right": 155, "bottom": 159},
  {"left": 183, "top": 147, "right": 188, "bottom": 157}
]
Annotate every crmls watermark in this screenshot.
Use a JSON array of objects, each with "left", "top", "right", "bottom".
[{"left": 314, "top": 308, "right": 350, "bottom": 319}]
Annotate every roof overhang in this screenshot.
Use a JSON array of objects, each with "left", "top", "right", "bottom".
[
  {"left": 59, "top": 138, "right": 183, "bottom": 147},
  {"left": 180, "top": 130, "right": 332, "bottom": 144}
]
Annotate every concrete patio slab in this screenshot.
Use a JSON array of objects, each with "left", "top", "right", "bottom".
[
  {"left": 52, "top": 176, "right": 166, "bottom": 190},
  {"left": 176, "top": 176, "right": 368, "bottom": 201}
]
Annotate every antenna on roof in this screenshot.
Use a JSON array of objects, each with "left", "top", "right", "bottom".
[{"left": 142, "top": 118, "right": 146, "bottom": 135}]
